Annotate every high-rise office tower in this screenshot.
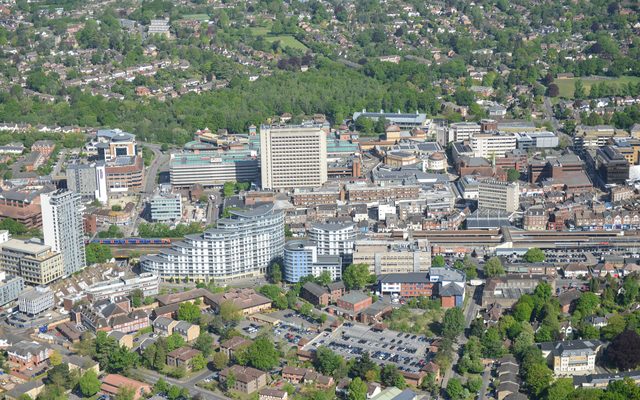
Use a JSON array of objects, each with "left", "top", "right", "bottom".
[
  {"left": 41, "top": 190, "right": 86, "bottom": 276},
  {"left": 260, "top": 124, "right": 328, "bottom": 189}
]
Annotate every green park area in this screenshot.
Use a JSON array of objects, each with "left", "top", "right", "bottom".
[
  {"left": 555, "top": 75, "right": 640, "bottom": 98},
  {"left": 250, "top": 25, "right": 308, "bottom": 51}
]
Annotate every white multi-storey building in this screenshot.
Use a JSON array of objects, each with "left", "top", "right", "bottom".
[
  {"left": 308, "top": 221, "right": 356, "bottom": 265},
  {"left": 149, "top": 193, "right": 182, "bottom": 222},
  {"left": 141, "top": 204, "right": 284, "bottom": 282},
  {"left": 41, "top": 190, "right": 86, "bottom": 276},
  {"left": 478, "top": 179, "right": 520, "bottom": 213},
  {"left": 470, "top": 133, "right": 517, "bottom": 158},
  {"left": 283, "top": 241, "right": 342, "bottom": 283},
  {"left": 85, "top": 272, "right": 160, "bottom": 301},
  {"left": 449, "top": 122, "right": 481, "bottom": 142},
  {"left": 18, "top": 286, "right": 54, "bottom": 316},
  {"left": 260, "top": 124, "right": 328, "bottom": 189}
]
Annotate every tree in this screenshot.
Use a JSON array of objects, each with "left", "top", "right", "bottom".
[
  {"left": 194, "top": 333, "right": 214, "bottom": 357},
  {"left": 547, "top": 83, "right": 560, "bottom": 97},
  {"left": 576, "top": 292, "right": 599, "bottom": 317},
  {"left": 348, "top": 377, "right": 367, "bottom": 400},
  {"left": 602, "top": 314, "right": 626, "bottom": 340},
  {"left": 380, "top": 364, "right": 406, "bottom": 389},
  {"left": 130, "top": 289, "right": 144, "bottom": 308},
  {"left": 481, "top": 327, "right": 505, "bottom": 358},
  {"left": 466, "top": 375, "right": 482, "bottom": 393},
  {"left": 166, "top": 333, "right": 186, "bottom": 352},
  {"left": 442, "top": 307, "right": 465, "bottom": 339},
  {"left": 191, "top": 353, "right": 206, "bottom": 371},
  {"left": 523, "top": 248, "right": 545, "bottom": 263},
  {"left": 46, "top": 364, "right": 72, "bottom": 390},
  {"left": 243, "top": 336, "right": 280, "bottom": 371},
  {"left": 219, "top": 300, "right": 242, "bottom": 323},
  {"left": 484, "top": 257, "right": 505, "bottom": 277},
  {"left": 513, "top": 301, "right": 533, "bottom": 322},
  {"left": 269, "top": 263, "right": 282, "bottom": 284},
  {"left": 544, "top": 378, "right": 574, "bottom": 400},
  {"left": 0, "top": 218, "right": 28, "bottom": 235},
  {"left": 85, "top": 243, "right": 113, "bottom": 264},
  {"left": 506, "top": 168, "right": 520, "bottom": 182},
  {"left": 343, "top": 264, "right": 373, "bottom": 290},
  {"left": 432, "top": 255, "right": 445, "bottom": 268},
  {"left": 446, "top": 378, "right": 466, "bottom": 400},
  {"left": 49, "top": 351, "right": 62, "bottom": 366},
  {"left": 212, "top": 351, "right": 229, "bottom": 370},
  {"left": 315, "top": 346, "right": 343, "bottom": 376},
  {"left": 524, "top": 362, "right": 553, "bottom": 397},
  {"left": 606, "top": 330, "right": 640, "bottom": 370},
  {"left": 78, "top": 369, "right": 101, "bottom": 397},
  {"left": 115, "top": 385, "right": 136, "bottom": 400},
  {"left": 574, "top": 80, "right": 585, "bottom": 100},
  {"left": 177, "top": 302, "right": 200, "bottom": 323}
]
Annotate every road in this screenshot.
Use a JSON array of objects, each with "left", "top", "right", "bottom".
[
  {"left": 440, "top": 285, "right": 482, "bottom": 389},
  {"left": 478, "top": 363, "right": 492, "bottom": 400},
  {"left": 542, "top": 97, "right": 560, "bottom": 131},
  {"left": 142, "top": 143, "right": 170, "bottom": 195},
  {"left": 136, "top": 367, "right": 230, "bottom": 400}
]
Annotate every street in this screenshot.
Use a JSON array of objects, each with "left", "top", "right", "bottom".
[
  {"left": 478, "top": 364, "right": 492, "bottom": 400},
  {"left": 440, "top": 285, "right": 482, "bottom": 389},
  {"left": 135, "top": 367, "right": 229, "bottom": 400}
]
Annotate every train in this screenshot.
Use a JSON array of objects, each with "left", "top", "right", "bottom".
[{"left": 88, "top": 238, "right": 173, "bottom": 245}]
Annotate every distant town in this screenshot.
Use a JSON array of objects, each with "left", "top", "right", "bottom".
[{"left": 0, "top": 0, "right": 639, "bottom": 400}]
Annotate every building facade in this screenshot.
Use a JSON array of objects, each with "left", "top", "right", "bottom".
[
  {"left": 283, "top": 241, "right": 342, "bottom": 283},
  {"left": 85, "top": 272, "right": 160, "bottom": 301},
  {"left": 41, "top": 190, "right": 86, "bottom": 276},
  {"left": 309, "top": 221, "right": 356, "bottom": 265},
  {"left": 141, "top": 204, "right": 284, "bottom": 282},
  {"left": 478, "top": 180, "right": 520, "bottom": 213},
  {"left": 470, "top": 133, "right": 517, "bottom": 158},
  {"left": 0, "top": 238, "right": 63, "bottom": 285},
  {"left": 0, "top": 272, "right": 24, "bottom": 306},
  {"left": 260, "top": 125, "right": 328, "bottom": 189},
  {"left": 352, "top": 239, "right": 431, "bottom": 275},
  {"left": 149, "top": 193, "right": 182, "bottom": 222},
  {"left": 66, "top": 163, "right": 98, "bottom": 200},
  {"left": 169, "top": 151, "right": 260, "bottom": 188},
  {"left": 18, "top": 286, "right": 54, "bottom": 315}
]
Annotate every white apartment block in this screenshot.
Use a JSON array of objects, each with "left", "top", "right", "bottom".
[
  {"left": 449, "top": 122, "right": 481, "bottom": 142},
  {"left": 85, "top": 272, "right": 160, "bottom": 301},
  {"left": 141, "top": 204, "right": 284, "bottom": 282},
  {"left": 308, "top": 221, "right": 356, "bottom": 264},
  {"left": 41, "top": 190, "right": 86, "bottom": 276},
  {"left": 478, "top": 179, "right": 520, "bottom": 213},
  {"left": 260, "top": 125, "right": 328, "bottom": 189},
  {"left": 470, "top": 133, "right": 517, "bottom": 158}
]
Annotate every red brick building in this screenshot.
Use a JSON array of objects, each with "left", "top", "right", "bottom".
[{"left": 336, "top": 292, "right": 372, "bottom": 314}]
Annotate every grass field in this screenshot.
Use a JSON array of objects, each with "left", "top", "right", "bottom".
[
  {"left": 555, "top": 75, "right": 640, "bottom": 98},
  {"left": 249, "top": 25, "right": 308, "bottom": 51},
  {"left": 263, "top": 35, "right": 308, "bottom": 51},
  {"left": 180, "top": 14, "right": 210, "bottom": 21}
]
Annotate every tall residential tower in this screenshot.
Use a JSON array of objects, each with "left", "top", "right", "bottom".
[{"left": 41, "top": 190, "right": 86, "bottom": 275}]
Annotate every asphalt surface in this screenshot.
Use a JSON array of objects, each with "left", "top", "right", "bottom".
[
  {"left": 136, "top": 367, "right": 230, "bottom": 400},
  {"left": 142, "top": 143, "right": 170, "bottom": 195},
  {"left": 440, "top": 285, "right": 482, "bottom": 390}
]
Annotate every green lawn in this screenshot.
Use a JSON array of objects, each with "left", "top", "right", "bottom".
[
  {"left": 555, "top": 75, "right": 640, "bottom": 98},
  {"left": 180, "top": 14, "right": 210, "bottom": 21},
  {"left": 250, "top": 26, "right": 271, "bottom": 36},
  {"left": 249, "top": 24, "right": 308, "bottom": 51},
  {"left": 263, "top": 35, "right": 308, "bottom": 51}
]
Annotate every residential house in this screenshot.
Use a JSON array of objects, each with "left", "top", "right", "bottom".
[
  {"left": 107, "top": 331, "right": 134, "bottom": 349},
  {"left": 152, "top": 316, "right": 178, "bottom": 336},
  {"left": 300, "top": 281, "right": 346, "bottom": 306},
  {"left": 563, "top": 264, "right": 590, "bottom": 278},
  {"left": 166, "top": 347, "right": 202, "bottom": 371},
  {"left": 101, "top": 374, "right": 152, "bottom": 400},
  {"left": 558, "top": 289, "right": 581, "bottom": 313},
  {"left": 539, "top": 339, "right": 602, "bottom": 376},
  {"left": 259, "top": 388, "right": 288, "bottom": 400},
  {"left": 173, "top": 321, "right": 200, "bottom": 342},
  {"left": 220, "top": 336, "right": 252, "bottom": 358},
  {"left": 220, "top": 365, "right": 267, "bottom": 394},
  {"left": 8, "top": 341, "right": 51, "bottom": 368}
]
